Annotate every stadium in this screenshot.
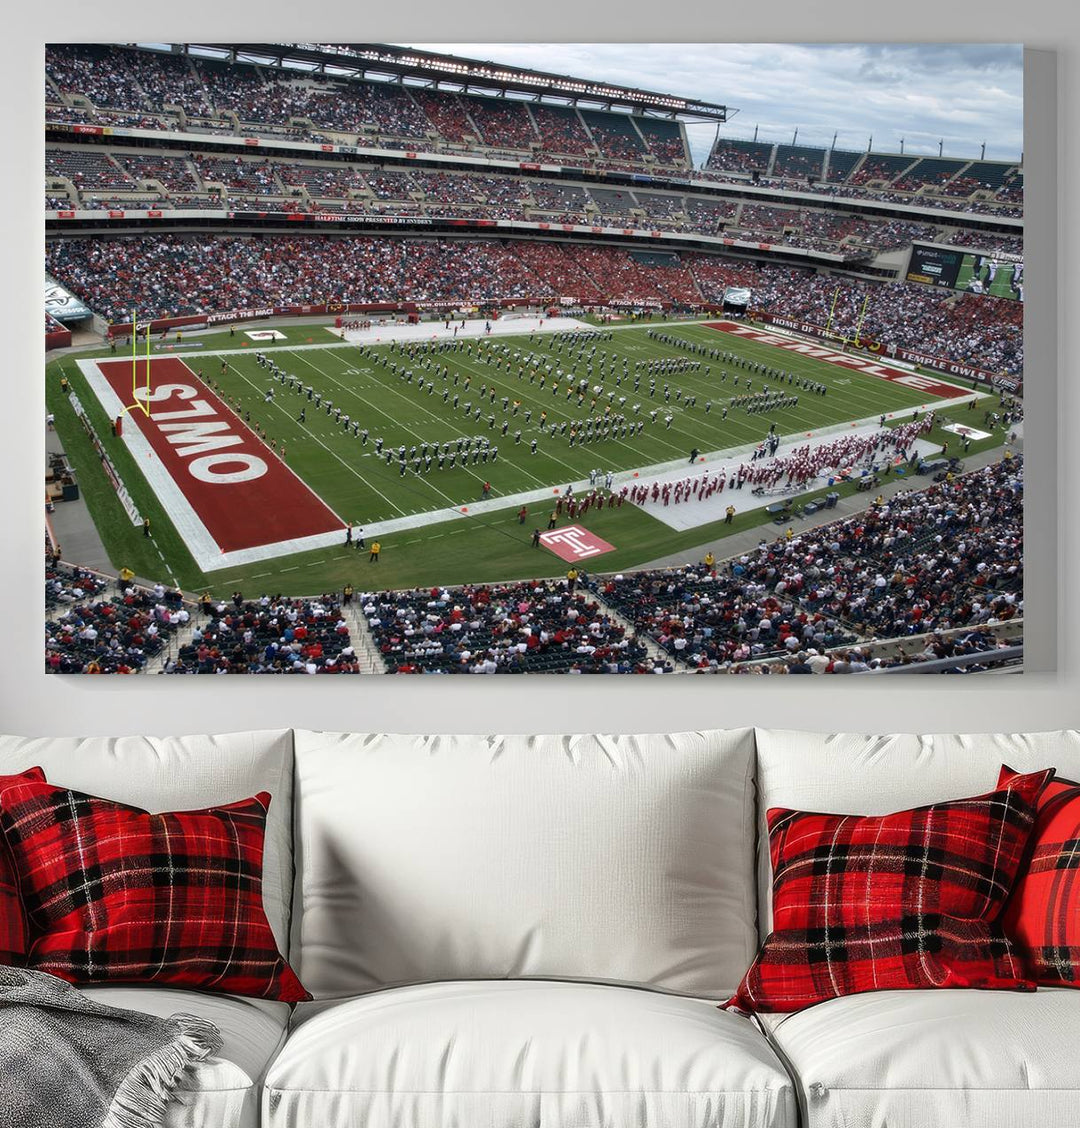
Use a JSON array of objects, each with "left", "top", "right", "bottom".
[{"left": 43, "top": 42, "right": 1024, "bottom": 675}]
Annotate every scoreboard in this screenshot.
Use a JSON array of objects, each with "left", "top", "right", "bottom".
[
  {"left": 906, "top": 244, "right": 964, "bottom": 289},
  {"left": 906, "top": 243, "right": 1023, "bottom": 301}
]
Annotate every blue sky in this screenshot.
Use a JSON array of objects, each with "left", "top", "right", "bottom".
[{"left": 407, "top": 43, "right": 1024, "bottom": 166}]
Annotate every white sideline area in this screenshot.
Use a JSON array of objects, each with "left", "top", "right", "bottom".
[
  {"left": 635, "top": 422, "right": 941, "bottom": 532},
  {"left": 325, "top": 406, "right": 959, "bottom": 540}
]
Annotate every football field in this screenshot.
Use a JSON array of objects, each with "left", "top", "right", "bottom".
[
  {"left": 50, "top": 317, "right": 987, "bottom": 594},
  {"left": 181, "top": 321, "right": 952, "bottom": 525}
]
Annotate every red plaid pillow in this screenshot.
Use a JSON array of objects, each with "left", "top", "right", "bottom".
[
  {"left": 1000, "top": 765, "right": 1080, "bottom": 986},
  {"left": 726, "top": 768, "right": 1051, "bottom": 1014},
  {"left": 0, "top": 768, "right": 47, "bottom": 964},
  {"left": 0, "top": 776, "right": 309, "bottom": 1002}
]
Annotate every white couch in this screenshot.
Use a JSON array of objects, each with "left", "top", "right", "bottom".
[{"left": 1, "top": 728, "right": 1077, "bottom": 1128}]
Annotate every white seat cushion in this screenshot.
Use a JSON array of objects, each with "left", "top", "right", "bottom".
[
  {"left": 753, "top": 729, "right": 1080, "bottom": 931},
  {"left": 758, "top": 988, "right": 1080, "bottom": 1128},
  {"left": 80, "top": 985, "right": 290, "bottom": 1128},
  {"left": 292, "top": 730, "right": 758, "bottom": 1001},
  {"left": 0, "top": 731, "right": 295, "bottom": 957},
  {"left": 264, "top": 980, "right": 795, "bottom": 1128}
]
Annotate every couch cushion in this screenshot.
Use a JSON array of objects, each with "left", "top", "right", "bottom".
[
  {"left": 292, "top": 730, "right": 757, "bottom": 1000},
  {"left": 753, "top": 730, "right": 1080, "bottom": 932},
  {"left": 0, "top": 768, "right": 45, "bottom": 963},
  {"left": 264, "top": 980, "right": 795, "bottom": 1128},
  {"left": 758, "top": 988, "right": 1080, "bottom": 1128},
  {"left": 1000, "top": 766, "right": 1080, "bottom": 986},
  {"left": 0, "top": 778, "right": 307, "bottom": 1001},
  {"left": 81, "top": 985, "right": 290, "bottom": 1128},
  {"left": 728, "top": 769, "right": 1048, "bottom": 1014},
  {"left": 0, "top": 732, "right": 294, "bottom": 959}
]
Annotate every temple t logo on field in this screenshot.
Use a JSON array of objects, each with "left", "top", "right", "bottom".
[{"left": 539, "top": 526, "right": 616, "bottom": 561}]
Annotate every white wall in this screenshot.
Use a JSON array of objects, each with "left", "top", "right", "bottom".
[{"left": 5, "top": 4, "right": 1075, "bottom": 737}]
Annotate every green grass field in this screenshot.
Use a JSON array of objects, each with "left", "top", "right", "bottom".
[{"left": 48, "top": 318, "right": 1003, "bottom": 595}]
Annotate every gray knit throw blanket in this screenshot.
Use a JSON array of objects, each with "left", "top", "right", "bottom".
[{"left": 0, "top": 966, "right": 222, "bottom": 1128}]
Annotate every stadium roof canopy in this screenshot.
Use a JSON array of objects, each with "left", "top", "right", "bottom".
[{"left": 169, "top": 42, "right": 730, "bottom": 121}]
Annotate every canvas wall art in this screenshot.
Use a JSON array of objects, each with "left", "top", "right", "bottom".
[{"left": 44, "top": 42, "right": 1023, "bottom": 675}]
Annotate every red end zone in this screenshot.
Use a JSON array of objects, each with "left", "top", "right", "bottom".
[
  {"left": 97, "top": 357, "right": 343, "bottom": 554},
  {"left": 702, "top": 321, "right": 969, "bottom": 400}
]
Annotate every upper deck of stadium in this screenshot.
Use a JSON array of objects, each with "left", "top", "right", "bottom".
[
  {"left": 45, "top": 44, "right": 1021, "bottom": 218},
  {"left": 44, "top": 43, "right": 706, "bottom": 171}
]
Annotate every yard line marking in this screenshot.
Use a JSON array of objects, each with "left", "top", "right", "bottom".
[
  {"left": 627, "top": 324, "right": 941, "bottom": 442},
  {"left": 290, "top": 349, "right": 494, "bottom": 504},
  {"left": 299, "top": 351, "right": 555, "bottom": 506},
  {"left": 152, "top": 545, "right": 181, "bottom": 589},
  {"left": 187, "top": 324, "right": 957, "bottom": 560},
  {"left": 222, "top": 361, "right": 408, "bottom": 518},
  {"left": 445, "top": 346, "right": 675, "bottom": 473},
  {"left": 676, "top": 322, "right": 941, "bottom": 417}
]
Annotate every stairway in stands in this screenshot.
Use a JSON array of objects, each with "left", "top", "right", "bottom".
[
  {"left": 341, "top": 600, "right": 388, "bottom": 674},
  {"left": 588, "top": 585, "right": 674, "bottom": 671},
  {"left": 144, "top": 615, "right": 198, "bottom": 673}
]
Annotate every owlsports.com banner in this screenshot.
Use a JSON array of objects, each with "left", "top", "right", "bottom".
[{"left": 45, "top": 275, "right": 92, "bottom": 323}]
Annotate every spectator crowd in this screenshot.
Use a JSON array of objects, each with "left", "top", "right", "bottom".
[
  {"left": 164, "top": 593, "right": 359, "bottom": 674},
  {"left": 46, "top": 44, "right": 1022, "bottom": 226},
  {"left": 360, "top": 580, "right": 661, "bottom": 673},
  {"left": 46, "top": 452, "right": 1021, "bottom": 677},
  {"left": 592, "top": 457, "right": 1022, "bottom": 671},
  {"left": 46, "top": 45, "right": 689, "bottom": 168},
  {"left": 46, "top": 559, "right": 188, "bottom": 673},
  {"left": 49, "top": 146, "right": 1010, "bottom": 262},
  {"left": 44, "top": 231, "right": 1024, "bottom": 374},
  {"left": 742, "top": 265, "right": 1024, "bottom": 375}
]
